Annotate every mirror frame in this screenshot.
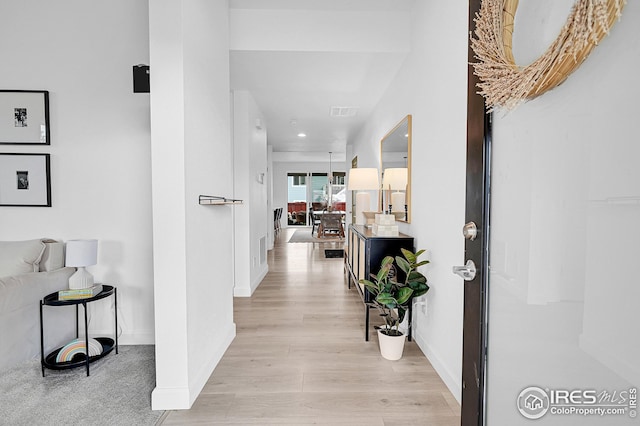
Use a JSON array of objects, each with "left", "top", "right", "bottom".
[{"left": 380, "top": 114, "right": 411, "bottom": 223}]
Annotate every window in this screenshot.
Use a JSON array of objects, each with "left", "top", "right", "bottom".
[{"left": 332, "top": 172, "right": 345, "bottom": 185}]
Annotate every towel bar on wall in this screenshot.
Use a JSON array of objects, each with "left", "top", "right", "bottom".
[{"left": 198, "top": 195, "right": 243, "bottom": 205}]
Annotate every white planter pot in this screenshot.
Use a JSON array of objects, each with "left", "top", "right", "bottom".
[{"left": 377, "top": 329, "right": 405, "bottom": 360}]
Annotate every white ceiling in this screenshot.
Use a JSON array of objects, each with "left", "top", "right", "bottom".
[
  {"left": 230, "top": 0, "right": 415, "bottom": 11},
  {"left": 229, "top": 0, "right": 415, "bottom": 161}
]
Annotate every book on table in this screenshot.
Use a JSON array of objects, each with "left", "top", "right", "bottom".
[{"left": 58, "top": 284, "right": 103, "bottom": 300}]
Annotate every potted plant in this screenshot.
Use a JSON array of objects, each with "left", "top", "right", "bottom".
[{"left": 360, "top": 248, "right": 430, "bottom": 360}]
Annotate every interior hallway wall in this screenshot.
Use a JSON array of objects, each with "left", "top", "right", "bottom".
[
  {"left": 149, "top": 0, "right": 235, "bottom": 410},
  {"left": 350, "top": 1, "right": 468, "bottom": 401},
  {"left": 232, "top": 90, "right": 269, "bottom": 297},
  {"left": 0, "top": 0, "right": 154, "bottom": 344}
]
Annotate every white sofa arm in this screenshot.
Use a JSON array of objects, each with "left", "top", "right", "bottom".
[{"left": 0, "top": 267, "right": 76, "bottom": 372}]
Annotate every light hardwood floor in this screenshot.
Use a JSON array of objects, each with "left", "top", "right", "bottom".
[{"left": 160, "top": 227, "right": 461, "bottom": 425}]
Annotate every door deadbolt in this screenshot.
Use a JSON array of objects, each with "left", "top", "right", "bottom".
[
  {"left": 462, "top": 222, "right": 478, "bottom": 241},
  {"left": 452, "top": 260, "right": 477, "bottom": 281}
]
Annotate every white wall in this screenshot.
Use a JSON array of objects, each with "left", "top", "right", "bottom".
[
  {"left": 266, "top": 145, "right": 274, "bottom": 249},
  {"left": 149, "top": 0, "right": 235, "bottom": 410},
  {"left": 233, "top": 90, "right": 269, "bottom": 297},
  {"left": 349, "top": 2, "right": 468, "bottom": 402},
  {"left": 0, "top": 0, "right": 154, "bottom": 344}
]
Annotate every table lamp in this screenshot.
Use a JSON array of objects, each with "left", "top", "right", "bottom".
[
  {"left": 382, "top": 168, "right": 408, "bottom": 214},
  {"left": 347, "top": 168, "right": 380, "bottom": 225},
  {"left": 65, "top": 239, "right": 98, "bottom": 289}
]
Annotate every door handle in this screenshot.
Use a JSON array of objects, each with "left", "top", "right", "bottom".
[{"left": 452, "top": 260, "right": 477, "bottom": 281}]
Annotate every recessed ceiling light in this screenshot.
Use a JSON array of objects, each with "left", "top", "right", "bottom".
[{"left": 297, "top": 133, "right": 306, "bottom": 138}]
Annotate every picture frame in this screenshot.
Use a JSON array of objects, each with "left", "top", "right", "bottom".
[
  {"left": 0, "top": 90, "right": 50, "bottom": 145},
  {"left": 0, "top": 153, "right": 51, "bottom": 207}
]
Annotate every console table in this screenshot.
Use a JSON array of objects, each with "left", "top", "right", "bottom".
[{"left": 345, "top": 225, "right": 414, "bottom": 341}]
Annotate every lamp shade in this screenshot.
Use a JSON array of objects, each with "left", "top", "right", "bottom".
[
  {"left": 347, "top": 168, "right": 379, "bottom": 191},
  {"left": 65, "top": 239, "right": 98, "bottom": 267},
  {"left": 382, "top": 168, "right": 408, "bottom": 190}
]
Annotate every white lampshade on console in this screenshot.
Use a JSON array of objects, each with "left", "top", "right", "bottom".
[
  {"left": 347, "top": 168, "right": 380, "bottom": 225},
  {"left": 382, "top": 168, "right": 408, "bottom": 213},
  {"left": 65, "top": 239, "right": 98, "bottom": 290}
]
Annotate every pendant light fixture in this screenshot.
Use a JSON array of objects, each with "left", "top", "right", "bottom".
[{"left": 328, "top": 151, "right": 333, "bottom": 209}]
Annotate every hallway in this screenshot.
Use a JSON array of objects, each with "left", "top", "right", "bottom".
[{"left": 161, "top": 228, "right": 460, "bottom": 425}]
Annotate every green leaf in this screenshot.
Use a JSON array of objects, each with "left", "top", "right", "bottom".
[
  {"left": 401, "top": 248, "right": 416, "bottom": 264},
  {"left": 377, "top": 293, "right": 397, "bottom": 308},
  {"left": 407, "top": 270, "right": 426, "bottom": 280},
  {"left": 397, "top": 307, "right": 406, "bottom": 323},
  {"left": 414, "top": 249, "right": 426, "bottom": 258},
  {"left": 375, "top": 264, "right": 390, "bottom": 283},
  {"left": 396, "top": 287, "right": 413, "bottom": 305},
  {"left": 408, "top": 281, "right": 428, "bottom": 291},
  {"left": 361, "top": 279, "right": 379, "bottom": 294},
  {"left": 377, "top": 292, "right": 395, "bottom": 302},
  {"left": 415, "top": 260, "right": 430, "bottom": 268},
  {"left": 395, "top": 256, "right": 410, "bottom": 275},
  {"left": 411, "top": 283, "right": 429, "bottom": 298},
  {"left": 381, "top": 256, "right": 395, "bottom": 267}
]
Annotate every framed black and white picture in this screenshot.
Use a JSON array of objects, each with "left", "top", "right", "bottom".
[
  {"left": 0, "top": 90, "right": 50, "bottom": 145},
  {"left": 0, "top": 153, "right": 51, "bottom": 207}
]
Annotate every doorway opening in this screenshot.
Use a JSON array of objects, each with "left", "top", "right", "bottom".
[{"left": 286, "top": 172, "right": 346, "bottom": 226}]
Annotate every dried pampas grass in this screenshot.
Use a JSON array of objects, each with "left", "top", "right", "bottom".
[{"left": 471, "top": 0, "right": 625, "bottom": 111}]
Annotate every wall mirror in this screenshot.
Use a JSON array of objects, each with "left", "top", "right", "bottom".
[{"left": 380, "top": 115, "right": 411, "bottom": 223}]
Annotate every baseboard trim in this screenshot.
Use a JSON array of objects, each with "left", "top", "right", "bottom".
[
  {"left": 89, "top": 330, "right": 154, "bottom": 345},
  {"left": 188, "top": 322, "right": 236, "bottom": 406},
  {"left": 151, "top": 322, "right": 236, "bottom": 410},
  {"left": 234, "top": 264, "right": 268, "bottom": 297},
  {"left": 119, "top": 331, "right": 155, "bottom": 345},
  {"left": 414, "top": 332, "right": 462, "bottom": 405},
  {"left": 233, "top": 287, "right": 251, "bottom": 297},
  {"left": 151, "top": 386, "right": 190, "bottom": 410}
]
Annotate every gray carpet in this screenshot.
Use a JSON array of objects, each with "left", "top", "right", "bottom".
[
  {"left": 287, "top": 228, "right": 345, "bottom": 243},
  {"left": 0, "top": 345, "right": 162, "bottom": 426}
]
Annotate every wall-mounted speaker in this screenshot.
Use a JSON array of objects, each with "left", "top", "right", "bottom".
[{"left": 133, "top": 65, "right": 150, "bottom": 93}]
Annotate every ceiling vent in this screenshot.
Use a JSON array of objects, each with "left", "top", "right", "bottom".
[{"left": 330, "top": 106, "right": 359, "bottom": 118}]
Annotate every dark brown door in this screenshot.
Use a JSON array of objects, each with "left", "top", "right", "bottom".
[{"left": 460, "top": 0, "right": 490, "bottom": 424}]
